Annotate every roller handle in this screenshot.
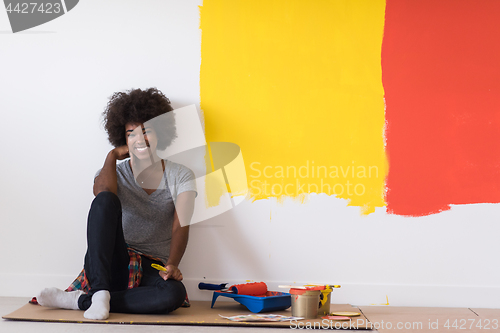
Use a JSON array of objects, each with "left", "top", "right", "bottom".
[{"left": 198, "top": 283, "right": 228, "bottom": 291}]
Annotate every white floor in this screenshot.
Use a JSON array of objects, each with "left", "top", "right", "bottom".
[{"left": 1, "top": 297, "right": 376, "bottom": 332}]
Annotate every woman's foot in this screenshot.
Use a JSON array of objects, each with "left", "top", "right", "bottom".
[
  {"left": 84, "top": 290, "right": 110, "bottom": 320},
  {"left": 37, "top": 287, "right": 83, "bottom": 310}
]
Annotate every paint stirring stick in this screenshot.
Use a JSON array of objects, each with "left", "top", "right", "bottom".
[
  {"left": 278, "top": 284, "right": 341, "bottom": 289},
  {"left": 308, "top": 283, "right": 341, "bottom": 288}
]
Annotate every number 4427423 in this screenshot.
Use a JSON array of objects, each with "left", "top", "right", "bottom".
[
  {"left": 5, "top": 2, "right": 61, "bottom": 14},
  {"left": 444, "top": 319, "right": 498, "bottom": 330}
]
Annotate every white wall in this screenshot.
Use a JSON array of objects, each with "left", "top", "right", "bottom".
[{"left": 1, "top": 0, "right": 500, "bottom": 308}]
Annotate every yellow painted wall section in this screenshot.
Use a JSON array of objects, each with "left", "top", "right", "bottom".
[{"left": 200, "top": 0, "right": 387, "bottom": 214}]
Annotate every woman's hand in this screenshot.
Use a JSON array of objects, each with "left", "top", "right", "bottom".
[
  {"left": 112, "top": 145, "right": 130, "bottom": 160},
  {"left": 159, "top": 264, "right": 183, "bottom": 281}
]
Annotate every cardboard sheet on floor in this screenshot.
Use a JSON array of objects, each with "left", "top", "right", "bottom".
[
  {"left": 359, "top": 306, "right": 484, "bottom": 333},
  {"left": 3, "top": 301, "right": 372, "bottom": 328}
]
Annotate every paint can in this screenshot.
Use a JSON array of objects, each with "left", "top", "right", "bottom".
[
  {"left": 289, "top": 288, "right": 321, "bottom": 319},
  {"left": 318, "top": 286, "right": 333, "bottom": 315}
]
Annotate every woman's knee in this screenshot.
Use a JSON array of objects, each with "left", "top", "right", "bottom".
[
  {"left": 93, "top": 191, "right": 121, "bottom": 209},
  {"left": 87, "top": 191, "right": 123, "bottom": 233},
  {"left": 155, "top": 280, "right": 186, "bottom": 313},
  {"left": 89, "top": 192, "right": 122, "bottom": 222}
]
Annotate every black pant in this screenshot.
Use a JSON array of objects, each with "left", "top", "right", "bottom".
[{"left": 77, "top": 191, "right": 186, "bottom": 314}]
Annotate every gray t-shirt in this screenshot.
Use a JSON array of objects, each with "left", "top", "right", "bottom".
[{"left": 95, "top": 159, "right": 197, "bottom": 264}]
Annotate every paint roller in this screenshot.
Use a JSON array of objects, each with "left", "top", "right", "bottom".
[{"left": 198, "top": 282, "right": 268, "bottom": 296}]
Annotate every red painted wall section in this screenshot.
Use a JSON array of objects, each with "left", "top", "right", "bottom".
[{"left": 383, "top": 0, "right": 500, "bottom": 216}]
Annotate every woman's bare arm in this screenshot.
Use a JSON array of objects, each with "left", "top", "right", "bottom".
[
  {"left": 160, "top": 191, "right": 196, "bottom": 281},
  {"left": 93, "top": 145, "right": 129, "bottom": 196}
]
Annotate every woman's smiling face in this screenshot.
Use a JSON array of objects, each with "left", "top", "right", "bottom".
[{"left": 125, "top": 122, "right": 158, "bottom": 160}]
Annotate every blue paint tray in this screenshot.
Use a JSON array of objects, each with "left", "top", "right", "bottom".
[{"left": 210, "top": 291, "right": 291, "bottom": 313}]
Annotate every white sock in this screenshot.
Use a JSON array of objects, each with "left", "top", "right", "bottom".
[
  {"left": 84, "top": 290, "right": 110, "bottom": 320},
  {"left": 37, "top": 287, "right": 83, "bottom": 310}
]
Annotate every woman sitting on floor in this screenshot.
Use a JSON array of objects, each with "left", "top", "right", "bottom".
[{"left": 37, "top": 88, "right": 196, "bottom": 320}]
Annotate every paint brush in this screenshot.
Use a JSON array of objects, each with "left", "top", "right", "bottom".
[{"left": 151, "top": 263, "right": 168, "bottom": 272}]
